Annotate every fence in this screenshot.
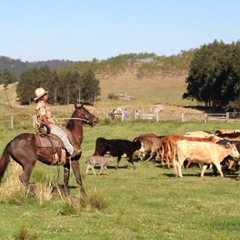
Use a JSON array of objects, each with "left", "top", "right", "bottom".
[{"left": 3, "top": 111, "right": 240, "bottom": 130}]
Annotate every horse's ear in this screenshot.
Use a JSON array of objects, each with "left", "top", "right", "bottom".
[{"left": 74, "top": 103, "right": 84, "bottom": 109}]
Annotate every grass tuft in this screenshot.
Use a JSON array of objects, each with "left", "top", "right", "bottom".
[
  {"left": 32, "top": 182, "right": 54, "bottom": 205},
  {"left": 13, "top": 225, "right": 38, "bottom": 240},
  {"left": 0, "top": 163, "right": 30, "bottom": 205},
  {"left": 79, "top": 188, "right": 109, "bottom": 210},
  {"left": 58, "top": 188, "right": 109, "bottom": 216}
]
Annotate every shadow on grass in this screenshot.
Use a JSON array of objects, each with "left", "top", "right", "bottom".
[
  {"left": 163, "top": 171, "right": 240, "bottom": 180},
  {"left": 92, "top": 165, "right": 129, "bottom": 170}
]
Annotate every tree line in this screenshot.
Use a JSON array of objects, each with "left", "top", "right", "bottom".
[
  {"left": 16, "top": 66, "right": 101, "bottom": 105},
  {"left": 183, "top": 40, "right": 240, "bottom": 111},
  {"left": 0, "top": 69, "right": 17, "bottom": 86},
  {"left": 0, "top": 56, "right": 77, "bottom": 77}
]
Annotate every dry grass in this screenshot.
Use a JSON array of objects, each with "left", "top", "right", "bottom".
[
  {"left": 32, "top": 182, "right": 54, "bottom": 205},
  {"left": 0, "top": 163, "right": 109, "bottom": 215},
  {"left": 0, "top": 162, "right": 25, "bottom": 199},
  {"left": 0, "top": 162, "right": 55, "bottom": 205}
]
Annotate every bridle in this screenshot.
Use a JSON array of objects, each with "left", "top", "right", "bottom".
[{"left": 71, "top": 109, "right": 91, "bottom": 124}]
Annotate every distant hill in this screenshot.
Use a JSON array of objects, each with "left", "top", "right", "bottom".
[
  {"left": 0, "top": 50, "right": 196, "bottom": 78},
  {"left": 0, "top": 56, "right": 78, "bottom": 77}
]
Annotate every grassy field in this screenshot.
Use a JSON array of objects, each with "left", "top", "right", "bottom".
[
  {"left": 0, "top": 69, "right": 239, "bottom": 239},
  {"left": 0, "top": 121, "right": 240, "bottom": 239}
]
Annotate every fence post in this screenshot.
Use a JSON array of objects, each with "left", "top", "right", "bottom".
[
  {"left": 134, "top": 110, "right": 138, "bottom": 120},
  {"left": 156, "top": 113, "right": 159, "bottom": 122},
  {"left": 204, "top": 113, "right": 207, "bottom": 123},
  {"left": 10, "top": 116, "right": 13, "bottom": 129},
  {"left": 181, "top": 113, "right": 184, "bottom": 122},
  {"left": 226, "top": 112, "right": 229, "bottom": 122}
]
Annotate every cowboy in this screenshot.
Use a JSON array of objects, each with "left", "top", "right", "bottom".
[{"left": 34, "top": 87, "right": 81, "bottom": 158}]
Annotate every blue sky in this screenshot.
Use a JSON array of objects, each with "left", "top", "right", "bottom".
[{"left": 1, "top": 0, "right": 239, "bottom": 62}]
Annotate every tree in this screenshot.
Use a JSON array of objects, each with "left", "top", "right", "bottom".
[
  {"left": 81, "top": 70, "right": 101, "bottom": 104},
  {"left": 16, "top": 68, "right": 39, "bottom": 104},
  {"left": 0, "top": 69, "right": 17, "bottom": 85},
  {"left": 59, "top": 71, "right": 78, "bottom": 105},
  {"left": 71, "top": 71, "right": 82, "bottom": 104},
  {"left": 48, "top": 70, "right": 61, "bottom": 105},
  {"left": 183, "top": 40, "right": 240, "bottom": 109},
  {"left": 37, "top": 66, "right": 60, "bottom": 105}
]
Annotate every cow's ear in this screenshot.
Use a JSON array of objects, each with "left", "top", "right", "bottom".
[{"left": 225, "top": 142, "right": 231, "bottom": 148}]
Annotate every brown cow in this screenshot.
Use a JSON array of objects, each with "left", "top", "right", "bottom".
[
  {"left": 136, "top": 133, "right": 158, "bottom": 138},
  {"left": 133, "top": 135, "right": 163, "bottom": 162}
]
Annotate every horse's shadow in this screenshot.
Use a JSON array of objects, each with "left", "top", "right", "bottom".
[{"left": 28, "top": 182, "right": 78, "bottom": 194}]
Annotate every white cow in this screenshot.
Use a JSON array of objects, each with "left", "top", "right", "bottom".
[{"left": 173, "top": 140, "right": 240, "bottom": 178}]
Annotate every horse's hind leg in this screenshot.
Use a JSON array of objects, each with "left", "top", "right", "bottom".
[
  {"left": 19, "top": 160, "right": 37, "bottom": 186},
  {"left": 71, "top": 160, "right": 86, "bottom": 196}
]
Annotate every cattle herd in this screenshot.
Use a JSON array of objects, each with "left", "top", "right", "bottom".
[{"left": 87, "top": 129, "right": 240, "bottom": 179}]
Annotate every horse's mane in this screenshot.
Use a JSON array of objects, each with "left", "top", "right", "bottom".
[{"left": 66, "top": 111, "right": 77, "bottom": 130}]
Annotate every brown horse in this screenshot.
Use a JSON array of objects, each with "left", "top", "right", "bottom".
[{"left": 0, "top": 104, "right": 98, "bottom": 195}]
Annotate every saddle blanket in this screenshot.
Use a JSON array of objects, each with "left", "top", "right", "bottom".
[
  {"left": 35, "top": 133, "right": 62, "bottom": 148},
  {"left": 34, "top": 134, "right": 66, "bottom": 165}
]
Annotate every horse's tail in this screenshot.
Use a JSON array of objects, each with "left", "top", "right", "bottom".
[{"left": 0, "top": 142, "right": 11, "bottom": 182}]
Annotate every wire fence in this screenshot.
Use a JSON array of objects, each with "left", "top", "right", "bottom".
[
  {"left": 2, "top": 111, "right": 240, "bottom": 131},
  {"left": 1, "top": 102, "right": 240, "bottom": 130}
]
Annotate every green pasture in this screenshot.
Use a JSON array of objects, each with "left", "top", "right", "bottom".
[{"left": 0, "top": 121, "right": 240, "bottom": 239}]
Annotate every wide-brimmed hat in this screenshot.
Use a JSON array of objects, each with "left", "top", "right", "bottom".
[{"left": 34, "top": 87, "right": 48, "bottom": 101}]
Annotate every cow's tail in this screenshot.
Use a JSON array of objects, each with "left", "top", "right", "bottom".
[{"left": 0, "top": 142, "right": 11, "bottom": 183}]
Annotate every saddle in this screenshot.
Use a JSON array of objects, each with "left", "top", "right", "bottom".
[{"left": 34, "top": 129, "right": 73, "bottom": 165}]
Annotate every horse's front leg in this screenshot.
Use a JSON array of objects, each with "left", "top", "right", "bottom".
[
  {"left": 71, "top": 160, "right": 86, "bottom": 196},
  {"left": 63, "top": 163, "right": 70, "bottom": 196}
]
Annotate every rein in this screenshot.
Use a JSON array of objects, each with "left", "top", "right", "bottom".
[{"left": 54, "top": 117, "right": 90, "bottom": 124}]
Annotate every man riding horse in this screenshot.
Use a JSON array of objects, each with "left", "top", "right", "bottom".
[
  {"left": 0, "top": 90, "right": 98, "bottom": 195},
  {"left": 34, "top": 87, "right": 82, "bottom": 159}
]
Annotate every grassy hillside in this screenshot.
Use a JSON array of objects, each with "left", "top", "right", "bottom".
[
  {"left": 0, "top": 66, "right": 197, "bottom": 116},
  {"left": 97, "top": 66, "right": 192, "bottom": 106}
]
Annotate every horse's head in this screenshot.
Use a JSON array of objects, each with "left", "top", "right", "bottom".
[{"left": 73, "top": 104, "right": 98, "bottom": 126}]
